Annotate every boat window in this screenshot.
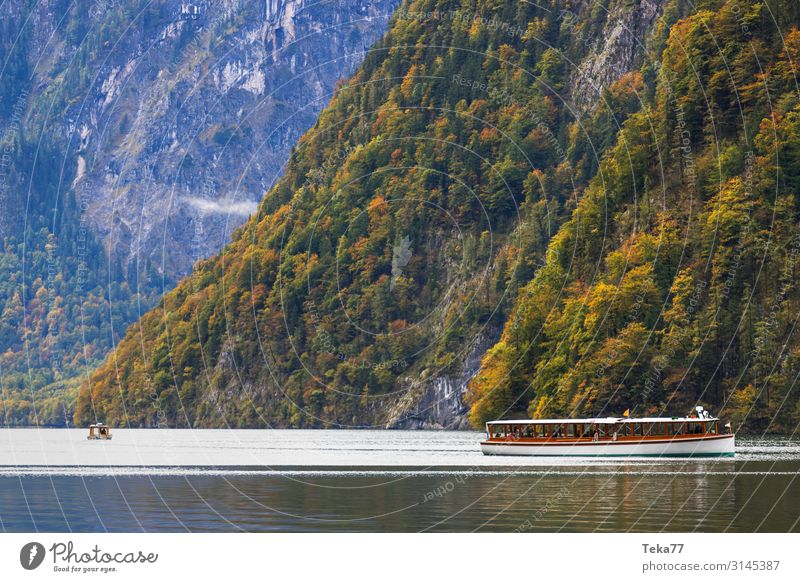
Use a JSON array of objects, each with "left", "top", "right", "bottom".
[{"left": 710, "top": 421, "right": 718, "bottom": 434}]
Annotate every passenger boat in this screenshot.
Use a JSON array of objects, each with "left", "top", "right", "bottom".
[
  {"left": 480, "top": 408, "right": 734, "bottom": 457},
  {"left": 87, "top": 423, "right": 112, "bottom": 440}
]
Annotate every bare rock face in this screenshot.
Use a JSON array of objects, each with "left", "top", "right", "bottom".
[
  {"left": 86, "top": 0, "right": 399, "bottom": 278},
  {"left": 8, "top": 0, "right": 399, "bottom": 280},
  {"left": 387, "top": 328, "right": 502, "bottom": 430},
  {"left": 565, "top": 0, "right": 664, "bottom": 112}
]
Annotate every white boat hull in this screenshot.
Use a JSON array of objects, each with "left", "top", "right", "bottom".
[{"left": 480, "top": 434, "right": 734, "bottom": 457}]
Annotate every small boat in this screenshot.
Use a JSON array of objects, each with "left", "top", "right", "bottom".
[
  {"left": 480, "top": 407, "right": 734, "bottom": 457},
  {"left": 87, "top": 423, "right": 112, "bottom": 440}
]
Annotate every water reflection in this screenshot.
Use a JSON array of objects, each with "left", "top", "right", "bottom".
[{"left": 1, "top": 458, "right": 798, "bottom": 532}]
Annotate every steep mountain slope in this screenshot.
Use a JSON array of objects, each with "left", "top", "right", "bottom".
[
  {"left": 76, "top": 0, "right": 682, "bottom": 428},
  {"left": 0, "top": 0, "right": 398, "bottom": 424},
  {"left": 468, "top": 0, "right": 800, "bottom": 433}
]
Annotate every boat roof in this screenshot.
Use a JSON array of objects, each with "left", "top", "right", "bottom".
[{"left": 486, "top": 416, "right": 719, "bottom": 425}]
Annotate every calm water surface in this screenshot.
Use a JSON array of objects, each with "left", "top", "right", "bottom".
[{"left": 0, "top": 430, "right": 798, "bottom": 532}]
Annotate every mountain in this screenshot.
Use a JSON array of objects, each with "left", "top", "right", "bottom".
[
  {"left": 0, "top": 0, "right": 398, "bottom": 425},
  {"left": 467, "top": 0, "right": 800, "bottom": 433},
  {"left": 75, "top": 0, "right": 691, "bottom": 428}
]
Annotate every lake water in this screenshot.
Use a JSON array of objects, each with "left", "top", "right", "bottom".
[{"left": 0, "top": 429, "right": 798, "bottom": 532}]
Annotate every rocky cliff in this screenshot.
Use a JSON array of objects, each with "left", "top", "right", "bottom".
[{"left": 22, "top": 0, "right": 399, "bottom": 274}]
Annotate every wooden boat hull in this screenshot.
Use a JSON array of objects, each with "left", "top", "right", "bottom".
[{"left": 480, "top": 434, "right": 734, "bottom": 457}]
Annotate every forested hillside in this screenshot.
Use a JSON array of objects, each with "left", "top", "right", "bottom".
[
  {"left": 77, "top": 0, "right": 675, "bottom": 428},
  {"left": 78, "top": 0, "right": 800, "bottom": 433},
  {"left": 468, "top": 0, "right": 800, "bottom": 433}
]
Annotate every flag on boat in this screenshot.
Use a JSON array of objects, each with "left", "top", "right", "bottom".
[{"left": 623, "top": 409, "right": 630, "bottom": 417}]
